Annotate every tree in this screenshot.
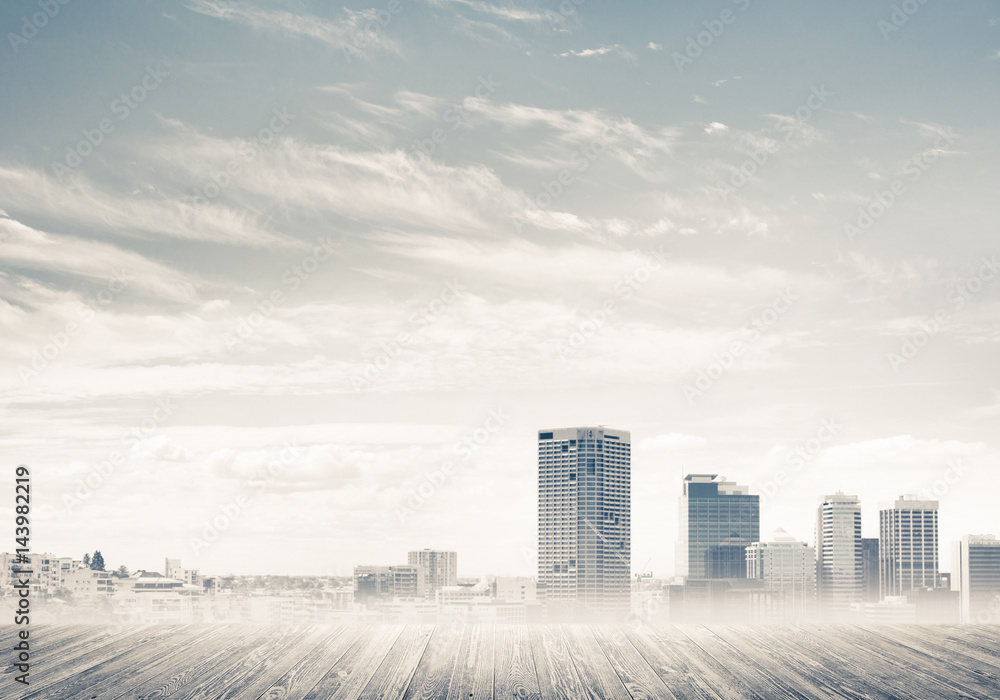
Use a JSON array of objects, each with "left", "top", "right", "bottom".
[
  {"left": 82, "top": 553, "right": 91, "bottom": 568},
  {"left": 114, "top": 564, "right": 129, "bottom": 578},
  {"left": 91, "top": 550, "right": 105, "bottom": 571}
]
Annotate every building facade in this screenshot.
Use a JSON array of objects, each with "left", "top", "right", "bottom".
[
  {"left": 678, "top": 475, "right": 759, "bottom": 581},
  {"left": 861, "top": 538, "right": 880, "bottom": 603},
  {"left": 953, "top": 534, "right": 1000, "bottom": 624},
  {"left": 353, "top": 565, "right": 425, "bottom": 604},
  {"left": 537, "top": 426, "right": 630, "bottom": 621},
  {"left": 879, "top": 495, "right": 939, "bottom": 598},
  {"left": 746, "top": 529, "right": 816, "bottom": 621},
  {"left": 815, "top": 492, "right": 863, "bottom": 617},
  {"left": 407, "top": 550, "right": 457, "bottom": 599}
]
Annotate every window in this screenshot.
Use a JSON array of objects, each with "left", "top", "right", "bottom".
[{"left": 539, "top": 432, "right": 553, "bottom": 440}]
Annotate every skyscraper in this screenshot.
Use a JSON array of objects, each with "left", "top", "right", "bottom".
[
  {"left": 746, "top": 529, "right": 816, "bottom": 621},
  {"left": 815, "top": 492, "right": 862, "bottom": 617},
  {"left": 952, "top": 534, "right": 1000, "bottom": 624},
  {"left": 861, "top": 538, "right": 880, "bottom": 603},
  {"left": 879, "top": 495, "right": 939, "bottom": 598},
  {"left": 537, "top": 426, "right": 630, "bottom": 621},
  {"left": 677, "top": 474, "right": 759, "bottom": 581},
  {"left": 407, "top": 549, "right": 457, "bottom": 599}
]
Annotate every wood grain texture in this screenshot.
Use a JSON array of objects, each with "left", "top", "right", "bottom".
[{"left": 5, "top": 623, "right": 1000, "bottom": 700}]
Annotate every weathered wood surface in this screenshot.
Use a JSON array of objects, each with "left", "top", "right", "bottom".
[{"left": 4, "top": 624, "right": 999, "bottom": 699}]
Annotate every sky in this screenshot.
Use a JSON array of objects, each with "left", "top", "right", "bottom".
[{"left": 0, "top": 0, "right": 998, "bottom": 578}]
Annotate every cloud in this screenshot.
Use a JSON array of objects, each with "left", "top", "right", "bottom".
[
  {"left": 557, "top": 44, "right": 636, "bottom": 60},
  {"left": 185, "top": 0, "right": 400, "bottom": 55},
  {"left": 0, "top": 211, "right": 203, "bottom": 304},
  {"left": 647, "top": 42, "right": 663, "bottom": 51},
  {"left": 704, "top": 122, "right": 729, "bottom": 134}
]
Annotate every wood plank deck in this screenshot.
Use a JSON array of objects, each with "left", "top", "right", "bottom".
[{"left": 5, "top": 624, "right": 999, "bottom": 699}]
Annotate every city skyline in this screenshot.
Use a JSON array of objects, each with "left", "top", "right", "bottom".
[{"left": 1, "top": 1, "right": 998, "bottom": 580}]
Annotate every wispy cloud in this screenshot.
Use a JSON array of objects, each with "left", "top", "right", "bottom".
[
  {"left": 556, "top": 44, "right": 636, "bottom": 60},
  {"left": 185, "top": 0, "right": 400, "bottom": 54}
]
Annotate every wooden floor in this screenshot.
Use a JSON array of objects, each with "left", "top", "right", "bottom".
[{"left": 2, "top": 623, "right": 999, "bottom": 699}]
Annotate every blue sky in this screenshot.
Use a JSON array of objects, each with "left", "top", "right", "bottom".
[{"left": 1, "top": 0, "right": 999, "bottom": 577}]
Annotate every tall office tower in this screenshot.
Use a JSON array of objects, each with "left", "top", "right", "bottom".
[
  {"left": 879, "top": 495, "right": 939, "bottom": 598},
  {"left": 407, "top": 549, "right": 457, "bottom": 599},
  {"left": 537, "top": 426, "right": 630, "bottom": 621},
  {"left": 677, "top": 474, "right": 760, "bottom": 581},
  {"left": 861, "top": 538, "right": 881, "bottom": 603},
  {"left": 746, "top": 529, "right": 816, "bottom": 621},
  {"left": 815, "top": 492, "right": 863, "bottom": 617},
  {"left": 952, "top": 535, "right": 1000, "bottom": 623}
]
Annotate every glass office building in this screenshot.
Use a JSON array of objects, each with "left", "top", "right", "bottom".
[{"left": 677, "top": 474, "right": 759, "bottom": 581}]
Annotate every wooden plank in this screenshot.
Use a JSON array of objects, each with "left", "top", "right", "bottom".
[
  {"left": 591, "top": 624, "right": 678, "bottom": 700},
  {"left": 705, "top": 625, "right": 845, "bottom": 699},
  {"left": 447, "top": 623, "right": 494, "bottom": 700},
  {"left": 744, "top": 626, "right": 896, "bottom": 700},
  {"left": 256, "top": 625, "right": 363, "bottom": 700},
  {"left": 172, "top": 625, "right": 320, "bottom": 700},
  {"left": 493, "top": 625, "right": 541, "bottom": 700},
  {"left": 113, "top": 625, "right": 278, "bottom": 700},
  {"left": 527, "top": 624, "right": 586, "bottom": 700},
  {"left": 37, "top": 625, "right": 236, "bottom": 700},
  {"left": 654, "top": 625, "right": 762, "bottom": 699},
  {"left": 560, "top": 625, "right": 630, "bottom": 700},
  {"left": 402, "top": 624, "right": 465, "bottom": 700},
  {"left": 208, "top": 626, "right": 335, "bottom": 700},
  {"left": 357, "top": 625, "right": 434, "bottom": 699},
  {"left": 838, "top": 626, "right": 998, "bottom": 699},
  {"left": 619, "top": 624, "right": 722, "bottom": 700},
  {"left": 681, "top": 625, "right": 808, "bottom": 699},
  {"left": 16, "top": 625, "right": 208, "bottom": 699},
  {"left": 800, "top": 626, "right": 944, "bottom": 699},
  {"left": 301, "top": 625, "right": 403, "bottom": 700},
  {"left": 0, "top": 625, "right": 176, "bottom": 696},
  {"left": 0, "top": 623, "right": 118, "bottom": 686}
]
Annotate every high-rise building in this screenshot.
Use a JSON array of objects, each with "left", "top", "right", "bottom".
[
  {"left": 407, "top": 550, "right": 457, "bottom": 599},
  {"left": 879, "top": 495, "right": 939, "bottom": 598},
  {"left": 952, "top": 534, "right": 1000, "bottom": 624},
  {"left": 537, "top": 426, "right": 630, "bottom": 621},
  {"left": 677, "top": 474, "right": 759, "bottom": 581},
  {"left": 861, "top": 538, "right": 880, "bottom": 603},
  {"left": 815, "top": 492, "right": 863, "bottom": 617},
  {"left": 746, "top": 528, "right": 816, "bottom": 621}
]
